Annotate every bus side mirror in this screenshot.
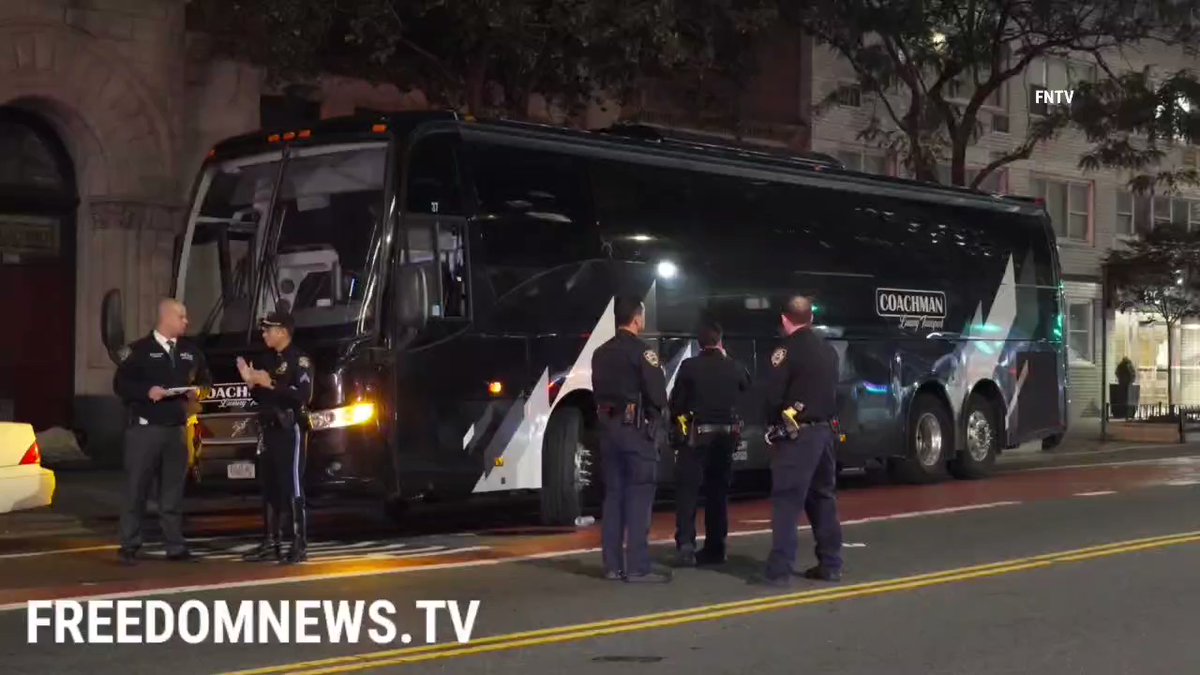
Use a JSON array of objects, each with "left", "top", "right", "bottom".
[
  {"left": 396, "top": 265, "right": 430, "bottom": 330},
  {"left": 101, "top": 288, "right": 126, "bottom": 365}
]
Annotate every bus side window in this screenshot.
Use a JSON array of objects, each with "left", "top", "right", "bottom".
[
  {"left": 406, "top": 133, "right": 463, "bottom": 215},
  {"left": 468, "top": 141, "right": 594, "bottom": 266},
  {"left": 437, "top": 220, "right": 467, "bottom": 318},
  {"left": 404, "top": 133, "right": 469, "bottom": 319}
]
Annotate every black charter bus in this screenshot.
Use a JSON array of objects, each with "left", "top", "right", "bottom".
[{"left": 100, "top": 112, "right": 1069, "bottom": 525}]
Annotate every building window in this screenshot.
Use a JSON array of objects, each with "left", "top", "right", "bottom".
[
  {"left": 834, "top": 84, "right": 862, "bottom": 108},
  {"left": 1031, "top": 177, "right": 1090, "bottom": 242},
  {"left": 1150, "top": 195, "right": 1200, "bottom": 230},
  {"left": 836, "top": 150, "right": 887, "bottom": 175},
  {"left": 1029, "top": 57, "right": 1095, "bottom": 116},
  {"left": 1116, "top": 192, "right": 1135, "bottom": 236},
  {"left": 1068, "top": 301, "right": 1093, "bottom": 362}
]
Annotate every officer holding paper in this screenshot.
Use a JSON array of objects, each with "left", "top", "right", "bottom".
[
  {"left": 113, "top": 298, "right": 210, "bottom": 565},
  {"left": 239, "top": 311, "right": 314, "bottom": 564}
]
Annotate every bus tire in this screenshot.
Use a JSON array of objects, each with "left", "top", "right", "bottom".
[
  {"left": 540, "top": 406, "right": 597, "bottom": 526},
  {"left": 383, "top": 496, "right": 409, "bottom": 524},
  {"left": 949, "top": 394, "right": 999, "bottom": 480},
  {"left": 891, "top": 392, "right": 951, "bottom": 484}
]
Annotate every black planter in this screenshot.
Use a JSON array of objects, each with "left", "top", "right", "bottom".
[{"left": 1109, "top": 383, "right": 1141, "bottom": 419}]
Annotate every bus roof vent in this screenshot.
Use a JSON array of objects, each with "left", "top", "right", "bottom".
[{"left": 594, "top": 123, "right": 843, "bottom": 171}]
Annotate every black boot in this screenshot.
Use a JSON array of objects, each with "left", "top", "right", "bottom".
[
  {"left": 281, "top": 497, "right": 307, "bottom": 565},
  {"left": 242, "top": 501, "right": 282, "bottom": 562}
]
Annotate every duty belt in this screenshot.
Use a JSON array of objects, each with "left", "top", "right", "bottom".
[
  {"left": 696, "top": 424, "right": 736, "bottom": 434},
  {"left": 597, "top": 402, "right": 640, "bottom": 427}
]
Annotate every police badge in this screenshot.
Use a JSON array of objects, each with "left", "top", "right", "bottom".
[
  {"left": 771, "top": 347, "right": 787, "bottom": 367},
  {"left": 116, "top": 345, "right": 131, "bottom": 363},
  {"left": 643, "top": 350, "right": 659, "bottom": 368}
]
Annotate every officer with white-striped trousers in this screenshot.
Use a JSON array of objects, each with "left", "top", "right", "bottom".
[{"left": 238, "top": 311, "right": 314, "bottom": 564}]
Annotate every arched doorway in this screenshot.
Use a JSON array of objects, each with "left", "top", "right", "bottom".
[{"left": 0, "top": 107, "right": 78, "bottom": 431}]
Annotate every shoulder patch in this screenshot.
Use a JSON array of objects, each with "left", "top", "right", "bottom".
[
  {"left": 770, "top": 347, "right": 787, "bottom": 367},
  {"left": 116, "top": 346, "right": 131, "bottom": 363},
  {"left": 643, "top": 350, "right": 660, "bottom": 368},
  {"left": 298, "top": 356, "right": 311, "bottom": 369}
]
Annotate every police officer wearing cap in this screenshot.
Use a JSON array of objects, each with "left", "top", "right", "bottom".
[
  {"left": 669, "top": 319, "right": 750, "bottom": 567},
  {"left": 238, "top": 311, "right": 314, "bottom": 564},
  {"left": 760, "top": 295, "right": 843, "bottom": 586},
  {"left": 113, "top": 298, "right": 210, "bottom": 565},
  {"left": 591, "top": 296, "right": 670, "bottom": 583}
]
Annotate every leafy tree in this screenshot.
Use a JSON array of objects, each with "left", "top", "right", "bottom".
[
  {"left": 187, "top": 0, "right": 778, "bottom": 122},
  {"left": 1104, "top": 224, "right": 1200, "bottom": 407},
  {"left": 1073, "top": 67, "right": 1200, "bottom": 195},
  {"left": 789, "top": 0, "right": 1200, "bottom": 188}
]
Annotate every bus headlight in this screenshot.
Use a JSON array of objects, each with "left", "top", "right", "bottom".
[{"left": 308, "top": 402, "right": 376, "bottom": 431}]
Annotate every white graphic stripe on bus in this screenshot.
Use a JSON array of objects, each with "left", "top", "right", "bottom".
[{"left": 948, "top": 256, "right": 1017, "bottom": 419}]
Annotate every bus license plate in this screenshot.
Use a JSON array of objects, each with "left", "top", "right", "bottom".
[
  {"left": 732, "top": 450, "right": 748, "bottom": 462},
  {"left": 227, "top": 461, "right": 255, "bottom": 480}
]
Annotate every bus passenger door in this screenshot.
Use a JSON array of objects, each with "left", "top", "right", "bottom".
[{"left": 391, "top": 130, "right": 487, "bottom": 498}]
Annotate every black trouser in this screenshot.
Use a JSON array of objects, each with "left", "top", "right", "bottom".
[
  {"left": 674, "top": 431, "right": 735, "bottom": 555},
  {"left": 765, "top": 425, "right": 843, "bottom": 578},
  {"left": 259, "top": 423, "right": 307, "bottom": 514},
  {"left": 599, "top": 419, "right": 658, "bottom": 577},
  {"left": 119, "top": 424, "right": 189, "bottom": 554},
  {"left": 257, "top": 423, "right": 307, "bottom": 542}
]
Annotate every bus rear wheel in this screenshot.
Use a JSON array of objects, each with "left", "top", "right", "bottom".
[
  {"left": 540, "top": 406, "right": 599, "bottom": 526},
  {"left": 891, "top": 393, "right": 950, "bottom": 484},
  {"left": 949, "top": 394, "right": 999, "bottom": 479}
]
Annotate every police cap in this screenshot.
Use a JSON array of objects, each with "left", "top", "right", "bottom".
[{"left": 259, "top": 311, "right": 295, "bottom": 333}]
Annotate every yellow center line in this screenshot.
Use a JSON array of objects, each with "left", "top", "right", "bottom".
[{"left": 225, "top": 530, "right": 1200, "bottom": 675}]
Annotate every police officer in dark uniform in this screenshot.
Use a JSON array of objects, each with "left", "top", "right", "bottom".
[
  {"left": 760, "top": 295, "right": 843, "bottom": 586},
  {"left": 113, "top": 298, "right": 211, "bottom": 565},
  {"left": 591, "top": 296, "right": 670, "bottom": 583},
  {"left": 669, "top": 319, "right": 750, "bottom": 567},
  {"left": 238, "top": 311, "right": 314, "bottom": 565}
]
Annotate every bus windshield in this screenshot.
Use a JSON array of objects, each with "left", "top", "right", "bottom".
[{"left": 178, "top": 142, "right": 388, "bottom": 337}]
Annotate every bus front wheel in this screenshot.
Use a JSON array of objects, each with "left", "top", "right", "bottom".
[
  {"left": 540, "top": 406, "right": 599, "bottom": 526},
  {"left": 891, "top": 393, "right": 951, "bottom": 484}
]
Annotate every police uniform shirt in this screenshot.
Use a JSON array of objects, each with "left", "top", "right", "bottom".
[
  {"left": 762, "top": 327, "right": 839, "bottom": 422},
  {"left": 250, "top": 345, "right": 314, "bottom": 414},
  {"left": 113, "top": 333, "right": 211, "bottom": 426},
  {"left": 669, "top": 348, "right": 751, "bottom": 424},
  {"left": 591, "top": 329, "right": 668, "bottom": 419}
]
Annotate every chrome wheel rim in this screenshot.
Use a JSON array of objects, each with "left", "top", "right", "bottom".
[
  {"left": 966, "top": 410, "right": 994, "bottom": 462},
  {"left": 574, "top": 441, "right": 592, "bottom": 490},
  {"left": 914, "top": 412, "right": 943, "bottom": 467}
]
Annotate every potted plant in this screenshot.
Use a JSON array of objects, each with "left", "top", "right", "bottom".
[{"left": 1110, "top": 357, "right": 1140, "bottom": 419}]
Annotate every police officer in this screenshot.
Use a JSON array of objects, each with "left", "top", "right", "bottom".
[
  {"left": 591, "top": 296, "right": 670, "bottom": 583},
  {"left": 113, "top": 298, "right": 211, "bottom": 565},
  {"left": 669, "top": 319, "right": 750, "bottom": 567},
  {"left": 760, "top": 295, "right": 843, "bottom": 586},
  {"left": 238, "top": 311, "right": 313, "bottom": 565}
]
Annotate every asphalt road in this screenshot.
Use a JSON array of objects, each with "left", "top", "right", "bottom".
[{"left": 1, "top": 447, "right": 1200, "bottom": 673}]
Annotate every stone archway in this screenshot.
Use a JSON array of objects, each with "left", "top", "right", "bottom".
[
  {"left": 0, "top": 19, "right": 182, "bottom": 449},
  {"left": 0, "top": 106, "right": 77, "bottom": 429}
]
